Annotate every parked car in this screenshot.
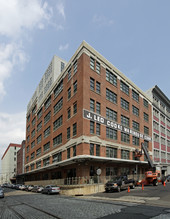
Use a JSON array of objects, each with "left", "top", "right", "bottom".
[
  {"left": 31, "top": 185, "right": 39, "bottom": 193},
  {"left": 37, "top": 186, "right": 44, "bottom": 193},
  {"left": 0, "top": 188, "right": 4, "bottom": 198},
  {"left": 20, "top": 185, "right": 27, "bottom": 190},
  {"left": 27, "top": 185, "right": 34, "bottom": 191},
  {"left": 42, "top": 185, "right": 60, "bottom": 195},
  {"left": 105, "top": 175, "right": 136, "bottom": 192},
  {"left": 166, "top": 175, "right": 170, "bottom": 182}
]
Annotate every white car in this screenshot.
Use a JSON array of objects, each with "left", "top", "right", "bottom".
[
  {"left": 28, "top": 185, "right": 34, "bottom": 191},
  {"left": 42, "top": 185, "right": 60, "bottom": 194}
]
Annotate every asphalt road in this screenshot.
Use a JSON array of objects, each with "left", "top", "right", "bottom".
[{"left": 0, "top": 183, "right": 170, "bottom": 219}]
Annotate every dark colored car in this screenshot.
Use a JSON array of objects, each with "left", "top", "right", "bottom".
[
  {"left": 166, "top": 175, "right": 170, "bottom": 182},
  {"left": 105, "top": 175, "right": 135, "bottom": 192},
  {"left": 42, "top": 185, "right": 60, "bottom": 195}
]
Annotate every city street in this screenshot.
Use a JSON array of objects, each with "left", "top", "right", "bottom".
[{"left": 0, "top": 183, "right": 170, "bottom": 219}]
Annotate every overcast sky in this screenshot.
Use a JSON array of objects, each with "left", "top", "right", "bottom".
[{"left": 0, "top": 0, "right": 170, "bottom": 164}]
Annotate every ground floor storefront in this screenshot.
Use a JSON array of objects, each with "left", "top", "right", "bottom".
[{"left": 23, "top": 156, "right": 149, "bottom": 186}]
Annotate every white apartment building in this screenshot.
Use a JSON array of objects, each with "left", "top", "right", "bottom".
[
  {"left": 146, "top": 85, "right": 170, "bottom": 175},
  {"left": 1, "top": 143, "right": 21, "bottom": 184}
]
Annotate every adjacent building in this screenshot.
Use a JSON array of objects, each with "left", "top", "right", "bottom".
[
  {"left": 24, "top": 41, "right": 153, "bottom": 184},
  {"left": 16, "top": 140, "right": 26, "bottom": 184},
  {"left": 1, "top": 143, "right": 21, "bottom": 184},
  {"left": 146, "top": 86, "right": 170, "bottom": 175}
]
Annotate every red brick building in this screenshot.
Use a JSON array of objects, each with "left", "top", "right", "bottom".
[
  {"left": 24, "top": 41, "right": 152, "bottom": 183},
  {"left": 16, "top": 140, "right": 25, "bottom": 183}
]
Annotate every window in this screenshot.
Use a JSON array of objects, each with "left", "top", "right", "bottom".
[
  {"left": 67, "top": 107, "right": 71, "bottom": 119},
  {"left": 26, "top": 156, "right": 29, "bottom": 163},
  {"left": 44, "top": 96, "right": 51, "bottom": 110},
  {"left": 153, "top": 108, "right": 159, "bottom": 117},
  {"left": 74, "top": 61, "right": 77, "bottom": 73},
  {"left": 90, "top": 143, "right": 94, "bottom": 155},
  {"left": 90, "top": 121, "right": 95, "bottom": 134},
  {"left": 27, "top": 114, "right": 30, "bottom": 122},
  {"left": 73, "top": 102, "right": 77, "bottom": 114},
  {"left": 44, "top": 126, "right": 50, "bottom": 138},
  {"left": 53, "top": 133, "right": 62, "bottom": 147},
  {"left": 106, "top": 127, "right": 117, "bottom": 140},
  {"left": 133, "top": 136, "right": 139, "bottom": 146},
  {"left": 27, "top": 135, "right": 30, "bottom": 143},
  {"left": 96, "top": 145, "right": 100, "bottom": 156},
  {"left": 144, "top": 126, "right": 149, "bottom": 135},
  {"left": 106, "top": 147, "right": 117, "bottom": 158},
  {"left": 68, "top": 68, "right": 71, "bottom": 80},
  {"left": 67, "top": 127, "right": 70, "bottom": 139},
  {"left": 43, "top": 157, "right": 50, "bottom": 166},
  {"left": 73, "top": 80, "right": 77, "bottom": 94},
  {"left": 44, "top": 111, "right": 51, "bottom": 125},
  {"left": 144, "top": 112, "right": 149, "bottom": 122},
  {"left": 154, "top": 133, "right": 159, "bottom": 142},
  {"left": 31, "top": 141, "right": 35, "bottom": 148},
  {"left": 36, "top": 148, "right": 41, "bottom": 157},
  {"left": 73, "top": 123, "right": 77, "bottom": 136},
  {"left": 61, "top": 62, "right": 65, "bottom": 72},
  {"left": 31, "top": 152, "right": 35, "bottom": 160},
  {"left": 143, "top": 99, "right": 148, "bottom": 108},
  {"left": 96, "top": 123, "right": 100, "bottom": 135},
  {"left": 73, "top": 145, "right": 76, "bottom": 156},
  {"left": 54, "top": 97, "right": 63, "bottom": 115},
  {"left": 121, "top": 115, "right": 129, "bottom": 127},
  {"left": 96, "top": 81, "right": 101, "bottom": 94},
  {"left": 90, "top": 57, "right": 95, "bottom": 70},
  {"left": 120, "top": 80, "right": 129, "bottom": 95},
  {"left": 121, "top": 150, "right": 130, "bottom": 159},
  {"left": 144, "top": 140, "right": 149, "bottom": 149},
  {"left": 32, "top": 118, "right": 36, "bottom": 127},
  {"left": 26, "top": 146, "right": 29, "bottom": 153},
  {"left": 106, "top": 167, "right": 117, "bottom": 176},
  {"left": 37, "top": 121, "right": 42, "bottom": 132},
  {"left": 90, "top": 99, "right": 95, "bottom": 112},
  {"left": 54, "top": 80, "right": 63, "bottom": 99},
  {"left": 32, "top": 106, "right": 36, "bottom": 115},
  {"left": 121, "top": 98, "right": 129, "bottom": 111},
  {"left": 68, "top": 87, "right": 71, "bottom": 99},
  {"left": 106, "top": 69, "right": 117, "bottom": 86},
  {"left": 132, "top": 105, "right": 139, "bottom": 116},
  {"left": 27, "top": 125, "right": 30, "bottom": 132},
  {"left": 67, "top": 148, "right": 70, "bottom": 159},
  {"left": 43, "top": 142, "right": 50, "bottom": 152},
  {"left": 53, "top": 152, "right": 62, "bottom": 163},
  {"left": 106, "top": 108, "right": 117, "bottom": 121},
  {"left": 31, "top": 129, "right": 35, "bottom": 138},
  {"left": 37, "top": 108, "right": 42, "bottom": 120},
  {"left": 31, "top": 164, "right": 34, "bottom": 170},
  {"left": 36, "top": 160, "right": 41, "bottom": 169},
  {"left": 161, "top": 137, "right": 165, "bottom": 145},
  {"left": 53, "top": 115, "right": 63, "bottom": 131},
  {"left": 37, "top": 135, "right": 42, "bottom": 144},
  {"left": 132, "top": 90, "right": 139, "bottom": 102},
  {"left": 121, "top": 132, "right": 130, "bottom": 143},
  {"left": 106, "top": 88, "right": 117, "bottom": 104},
  {"left": 96, "top": 102, "right": 101, "bottom": 114},
  {"left": 90, "top": 78, "right": 95, "bottom": 91},
  {"left": 96, "top": 62, "right": 100, "bottom": 74},
  {"left": 153, "top": 121, "right": 159, "bottom": 130},
  {"left": 160, "top": 114, "right": 165, "bottom": 123},
  {"left": 132, "top": 121, "right": 139, "bottom": 131}
]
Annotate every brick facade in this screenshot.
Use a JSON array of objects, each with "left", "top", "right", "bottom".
[{"left": 24, "top": 41, "right": 153, "bottom": 182}]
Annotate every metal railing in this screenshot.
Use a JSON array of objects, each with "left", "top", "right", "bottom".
[{"left": 25, "top": 174, "right": 145, "bottom": 186}]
